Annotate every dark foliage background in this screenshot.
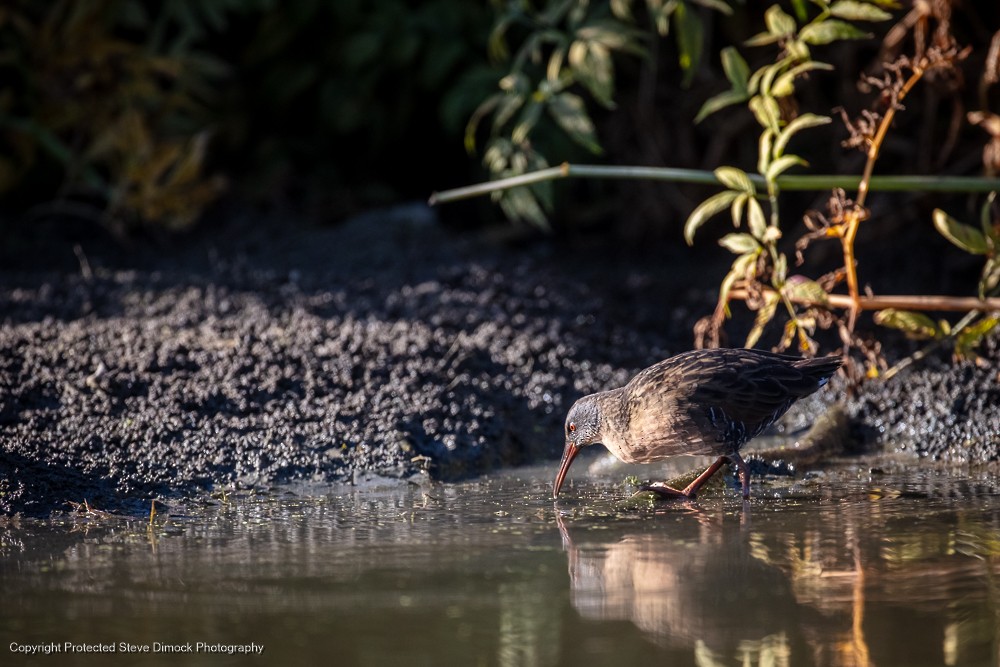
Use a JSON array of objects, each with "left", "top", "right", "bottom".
[{"left": 0, "top": 0, "right": 997, "bottom": 243}]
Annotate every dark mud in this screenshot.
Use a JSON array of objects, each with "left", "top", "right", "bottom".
[{"left": 1, "top": 205, "right": 997, "bottom": 516}]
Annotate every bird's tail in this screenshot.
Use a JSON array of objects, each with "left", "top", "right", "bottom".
[{"left": 793, "top": 355, "right": 843, "bottom": 387}]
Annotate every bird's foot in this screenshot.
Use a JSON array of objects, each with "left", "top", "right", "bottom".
[{"left": 637, "top": 483, "right": 696, "bottom": 501}]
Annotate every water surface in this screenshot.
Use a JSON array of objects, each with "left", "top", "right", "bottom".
[{"left": 3, "top": 456, "right": 1000, "bottom": 666}]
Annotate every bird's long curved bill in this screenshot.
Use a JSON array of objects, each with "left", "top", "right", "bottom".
[{"left": 552, "top": 442, "right": 579, "bottom": 498}]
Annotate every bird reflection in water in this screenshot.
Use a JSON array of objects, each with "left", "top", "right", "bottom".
[{"left": 556, "top": 510, "right": 815, "bottom": 666}]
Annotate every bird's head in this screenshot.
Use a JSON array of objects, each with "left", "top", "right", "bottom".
[{"left": 553, "top": 395, "right": 602, "bottom": 498}]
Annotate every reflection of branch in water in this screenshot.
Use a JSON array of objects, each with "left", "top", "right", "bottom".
[
  {"left": 555, "top": 511, "right": 812, "bottom": 663},
  {"left": 555, "top": 494, "right": 1000, "bottom": 666},
  {"left": 852, "top": 545, "right": 871, "bottom": 667}
]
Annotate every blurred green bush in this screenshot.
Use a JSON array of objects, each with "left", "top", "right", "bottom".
[{"left": 0, "top": 0, "right": 498, "bottom": 233}]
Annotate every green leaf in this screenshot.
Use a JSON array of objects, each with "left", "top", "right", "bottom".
[
  {"left": 873, "top": 309, "right": 943, "bottom": 340},
  {"left": 731, "top": 192, "right": 749, "bottom": 228},
  {"left": 773, "top": 252, "right": 788, "bottom": 284},
  {"left": 498, "top": 186, "right": 549, "bottom": 228},
  {"left": 782, "top": 275, "right": 829, "bottom": 305},
  {"left": 789, "top": 0, "right": 809, "bottom": 22},
  {"left": 749, "top": 95, "right": 781, "bottom": 132},
  {"left": 766, "top": 154, "right": 807, "bottom": 181},
  {"left": 745, "top": 31, "right": 784, "bottom": 47},
  {"left": 493, "top": 93, "right": 527, "bottom": 133},
  {"left": 956, "top": 316, "right": 1000, "bottom": 358},
  {"left": 719, "top": 232, "right": 760, "bottom": 254},
  {"left": 695, "top": 89, "right": 750, "bottom": 123},
  {"left": 799, "top": 20, "right": 872, "bottom": 45},
  {"left": 764, "top": 5, "right": 797, "bottom": 37},
  {"left": 691, "top": 0, "right": 734, "bottom": 14},
  {"left": 748, "top": 65, "right": 766, "bottom": 95},
  {"left": 829, "top": 1, "right": 893, "bottom": 21},
  {"left": 771, "top": 61, "right": 835, "bottom": 97},
  {"left": 747, "top": 198, "right": 767, "bottom": 239},
  {"left": 547, "top": 93, "right": 602, "bottom": 153},
  {"left": 774, "top": 113, "right": 832, "bottom": 156},
  {"left": 981, "top": 191, "right": 999, "bottom": 246},
  {"left": 610, "top": 0, "right": 633, "bottom": 21},
  {"left": 745, "top": 291, "right": 780, "bottom": 348},
  {"left": 759, "top": 57, "right": 793, "bottom": 96},
  {"left": 719, "top": 251, "right": 758, "bottom": 313},
  {"left": 576, "top": 20, "right": 649, "bottom": 56},
  {"left": 714, "top": 166, "right": 756, "bottom": 194},
  {"left": 933, "top": 209, "right": 990, "bottom": 255},
  {"left": 512, "top": 100, "right": 544, "bottom": 143},
  {"left": 981, "top": 257, "right": 1000, "bottom": 299},
  {"left": 758, "top": 129, "right": 774, "bottom": 175},
  {"left": 674, "top": 1, "right": 704, "bottom": 87},
  {"left": 568, "top": 40, "right": 616, "bottom": 108},
  {"left": 720, "top": 46, "right": 750, "bottom": 92},
  {"left": 547, "top": 45, "right": 566, "bottom": 82},
  {"left": 685, "top": 190, "right": 740, "bottom": 244}
]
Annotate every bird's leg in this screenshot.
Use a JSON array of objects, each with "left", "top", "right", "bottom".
[
  {"left": 729, "top": 451, "right": 751, "bottom": 499},
  {"left": 640, "top": 455, "right": 729, "bottom": 500}
]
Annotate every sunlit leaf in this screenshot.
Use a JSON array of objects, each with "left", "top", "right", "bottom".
[
  {"left": 748, "top": 198, "right": 767, "bottom": 239},
  {"left": 568, "top": 40, "right": 616, "bottom": 107},
  {"left": 799, "top": 19, "right": 871, "bottom": 45},
  {"left": 745, "top": 291, "right": 780, "bottom": 348},
  {"left": 829, "top": 1, "right": 893, "bottom": 21},
  {"left": 547, "top": 93, "right": 602, "bottom": 153},
  {"left": 694, "top": 89, "right": 749, "bottom": 123},
  {"left": 685, "top": 190, "right": 740, "bottom": 244},
  {"left": 575, "top": 20, "right": 648, "bottom": 56},
  {"left": 981, "top": 257, "right": 1000, "bottom": 299},
  {"left": 771, "top": 61, "right": 834, "bottom": 97},
  {"left": 955, "top": 316, "right": 1000, "bottom": 359},
  {"left": 766, "top": 154, "right": 807, "bottom": 181},
  {"left": 758, "top": 129, "right": 774, "bottom": 175},
  {"left": 749, "top": 94, "right": 781, "bottom": 132},
  {"left": 714, "top": 166, "right": 755, "bottom": 194},
  {"left": 547, "top": 45, "right": 566, "bottom": 82},
  {"left": 873, "top": 309, "right": 943, "bottom": 340},
  {"left": 719, "top": 232, "right": 759, "bottom": 254},
  {"left": 720, "top": 251, "right": 759, "bottom": 315},
  {"left": 981, "top": 191, "right": 999, "bottom": 246},
  {"left": 764, "top": 5, "right": 797, "bottom": 37},
  {"left": 759, "top": 57, "right": 793, "bottom": 96},
  {"left": 773, "top": 252, "right": 788, "bottom": 283},
  {"left": 932, "top": 208, "right": 990, "bottom": 255},
  {"left": 782, "top": 275, "right": 829, "bottom": 305},
  {"left": 610, "top": 0, "right": 633, "bottom": 21},
  {"left": 498, "top": 186, "right": 549, "bottom": 228},
  {"left": 745, "top": 31, "right": 784, "bottom": 47},
  {"left": 774, "top": 113, "right": 831, "bottom": 156},
  {"left": 731, "top": 192, "right": 749, "bottom": 228}
]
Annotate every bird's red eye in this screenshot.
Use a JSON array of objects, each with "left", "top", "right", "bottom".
[{"left": 568, "top": 423, "right": 576, "bottom": 432}]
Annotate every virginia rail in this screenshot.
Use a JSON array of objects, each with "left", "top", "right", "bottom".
[{"left": 553, "top": 348, "right": 842, "bottom": 500}]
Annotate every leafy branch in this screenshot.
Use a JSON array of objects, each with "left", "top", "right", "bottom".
[{"left": 466, "top": 0, "right": 734, "bottom": 225}]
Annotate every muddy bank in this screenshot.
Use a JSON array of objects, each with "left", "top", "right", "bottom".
[{"left": 1, "top": 205, "right": 997, "bottom": 515}]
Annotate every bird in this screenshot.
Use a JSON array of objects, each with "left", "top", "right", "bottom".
[{"left": 552, "top": 348, "right": 842, "bottom": 500}]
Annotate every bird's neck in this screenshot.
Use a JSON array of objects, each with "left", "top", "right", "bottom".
[{"left": 596, "top": 387, "right": 629, "bottom": 455}]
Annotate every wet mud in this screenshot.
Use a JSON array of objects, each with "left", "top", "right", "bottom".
[{"left": 1, "top": 205, "right": 997, "bottom": 515}]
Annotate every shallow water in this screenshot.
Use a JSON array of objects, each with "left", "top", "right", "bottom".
[{"left": 3, "top": 456, "right": 1000, "bottom": 666}]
